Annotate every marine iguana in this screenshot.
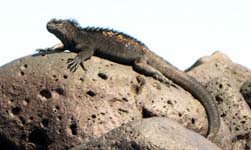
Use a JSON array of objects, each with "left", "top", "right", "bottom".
[{"left": 37, "top": 18, "right": 220, "bottom": 139}]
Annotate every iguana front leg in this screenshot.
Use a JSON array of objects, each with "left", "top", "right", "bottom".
[
  {"left": 36, "top": 43, "right": 65, "bottom": 53},
  {"left": 67, "top": 44, "right": 94, "bottom": 72}
]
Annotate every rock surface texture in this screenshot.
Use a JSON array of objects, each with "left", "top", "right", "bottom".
[
  {"left": 0, "top": 51, "right": 250, "bottom": 150},
  {"left": 187, "top": 51, "right": 251, "bottom": 149},
  {"left": 70, "top": 117, "right": 221, "bottom": 150}
]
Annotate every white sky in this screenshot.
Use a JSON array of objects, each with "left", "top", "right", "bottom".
[{"left": 0, "top": 0, "right": 251, "bottom": 70}]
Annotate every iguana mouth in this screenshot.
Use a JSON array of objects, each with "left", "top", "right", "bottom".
[
  {"left": 46, "top": 19, "right": 63, "bottom": 32},
  {"left": 46, "top": 22, "right": 57, "bottom": 32}
]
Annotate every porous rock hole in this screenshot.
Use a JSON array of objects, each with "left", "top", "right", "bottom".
[{"left": 40, "top": 89, "right": 52, "bottom": 99}]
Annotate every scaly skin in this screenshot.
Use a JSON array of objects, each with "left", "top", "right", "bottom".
[{"left": 38, "top": 18, "right": 220, "bottom": 140}]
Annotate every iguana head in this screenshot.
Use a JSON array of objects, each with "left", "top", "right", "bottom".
[{"left": 47, "top": 19, "right": 80, "bottom": 46}]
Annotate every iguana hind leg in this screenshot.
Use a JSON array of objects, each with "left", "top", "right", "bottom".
[{"left": 133, "top": 57, "right": 171, "bottom": 85}]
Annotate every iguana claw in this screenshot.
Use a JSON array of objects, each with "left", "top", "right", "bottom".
[
  {"left": 67, "top": 56, "right": 82, "bottom": 72},
  {"left": 36, "top": 48, "right": 51, "bottom": 53}
]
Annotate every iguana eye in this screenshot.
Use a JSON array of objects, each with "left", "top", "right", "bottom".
[
  {"left": 50, "top": 19, "right": 64, "bottom": 25},
  {"left": 57, "top": 22, "right": 64, "bottom": 25},
  {"left": 56, "top": 21, "right": 62, "bottom": 24}
]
